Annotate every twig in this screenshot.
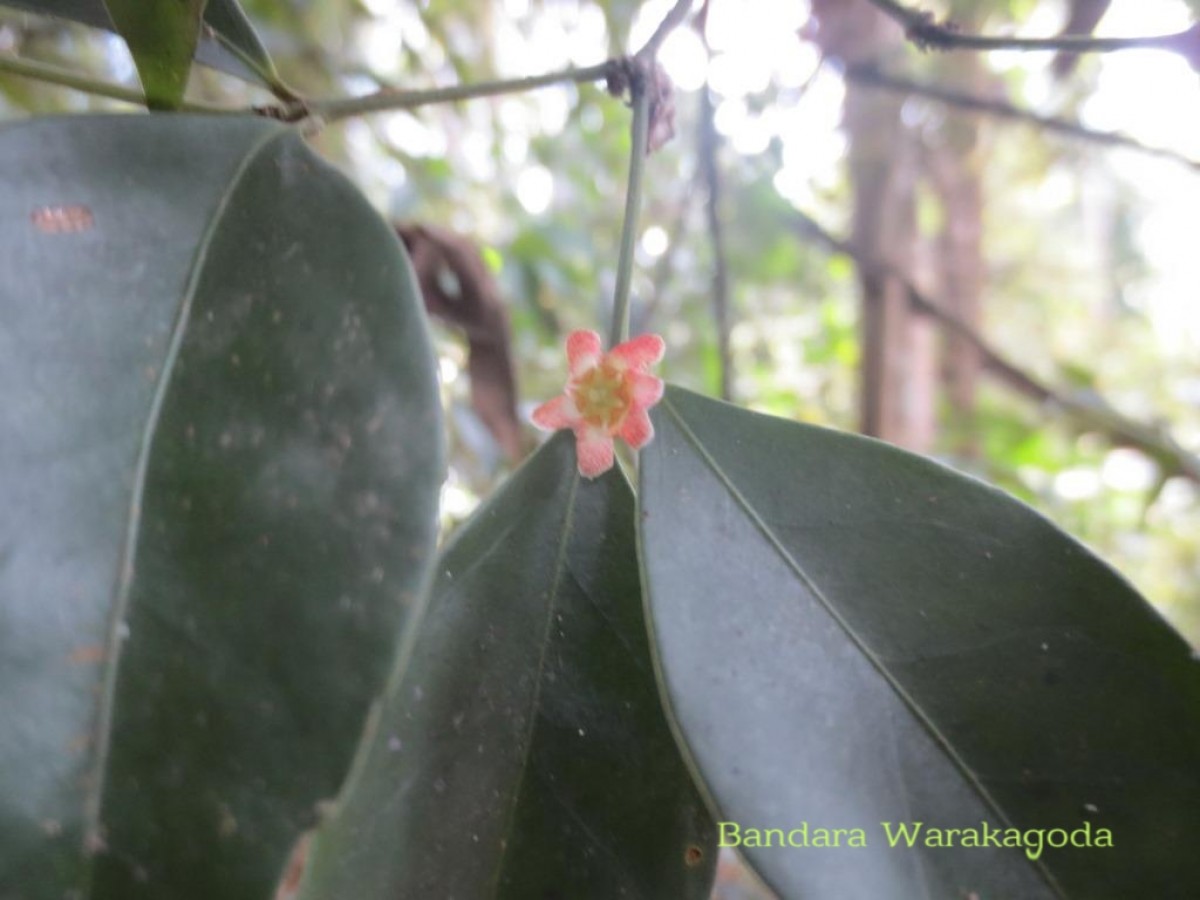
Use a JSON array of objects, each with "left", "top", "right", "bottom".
[
  {"left": 863, "top": 0, "right": 1197, "bottom": 55},
  {"left": 0, "top": 53, "right": 229, "bottom": 112},
  {"left": 791, "top": 208, "right": 1200, "bottom": 484},
  {"left": 607, "top": 0, "right": 692, "bottom": 346},
  {"left": 846, "top": 63, "right": 1200, "bottom": 173},
  {"left": 699, "top": 83, "right": 732, "bottom": 400},
  {"left": 312, "top": 61, "right": 615, "bottom": 123},
  {"left": 2, "top": 12, "right": 689, "bottom": 128},
  {"left": 609, "top": 83, "right": 651, "bottom": 347},
  {"left": 635, "top": 0, "right": 694, "bottom": 60}
]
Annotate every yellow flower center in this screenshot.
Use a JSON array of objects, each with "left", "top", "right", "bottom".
[{"left": 572, "top": 360, "right": 632, "bottom": 431}]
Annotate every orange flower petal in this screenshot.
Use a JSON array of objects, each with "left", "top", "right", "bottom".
[
  {"left": 534, "top": 330, "right": 665, "bottom": 468},
  {"left": 531, "top": 394, "right": 578, "bottom": 431},
  {"left": 575, "top": 427, "right": 615, "bottom": 478},
  {"left": 567, "top": 330, "right": 603, "bottom": 378},
  {"left": 610, "top": 333, "right": 665, "bottom": 370},
  {"left": 630, "top": 371, "right": 664, "bottom": 408},
  {"left": 618, "top": 407, "right": 654, "bottom": 449}
]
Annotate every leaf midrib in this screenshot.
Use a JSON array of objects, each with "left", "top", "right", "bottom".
[
  {"left": 659, "top": 393, "right": 1065, "bottom": 899},
  {"left": 83, "top": 124, "right": 286, "bottom": 873},
  {"left": 486, "top": 467, "right": 580, "bottom": 897}
]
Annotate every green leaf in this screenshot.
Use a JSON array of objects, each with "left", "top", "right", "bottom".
[
  {"left": 293, "top": 433, "right": 716, "bottom": 900},
  {"left": 102, "top": 0, "right": 206, "bottom": 109},
  {"left": 1, "top": 0, "right": 281, "bottom": 90},
  {"left": 0, "top": 115, "right": 443, "bottom": 898},
  {"left": 639, "top": 385, "right": 1200, "bottom": 899}
]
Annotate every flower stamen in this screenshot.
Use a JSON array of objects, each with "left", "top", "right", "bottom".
[{"left": 573, "top": 360, "right": 634, "bottom": 430}]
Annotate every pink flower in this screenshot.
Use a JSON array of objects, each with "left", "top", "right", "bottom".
[{"left": 532, "top": 329, "right": 666, "bottom": 478}]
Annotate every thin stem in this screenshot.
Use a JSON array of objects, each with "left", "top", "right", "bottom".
[
  {"left": 635, "top": 0, "right": 694, "bottom": 60},
  {"left": 606, "top": 0, "right": 693, "bottom": 347},
  {"left": 0, "top": 53, "right": 227, "bottom": 112},
  {"left": 846, "top": 64, "right": 1200, "bottom": 173},
  {"left": 608, "top": 82, "right": 650, "bottom": 347},
  {"left": 313, "top": 62, "right": 613, "bottom": 123},
  {"left": 864, "top": 0, "right": 1195, "bottom": 54}
]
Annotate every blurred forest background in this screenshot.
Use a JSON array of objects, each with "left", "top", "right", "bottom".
[{"left": 2, "top": 0, "right": 1196, "bottom": 654}]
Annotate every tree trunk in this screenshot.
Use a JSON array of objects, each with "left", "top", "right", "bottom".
[
  {"left": 924, "top": 74, "right": 986, "bottom": 453},
  {"left": 811, "top": 0, "right": 931, "bottom": 449}
]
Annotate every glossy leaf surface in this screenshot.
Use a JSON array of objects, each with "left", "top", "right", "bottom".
[
  {"left": 0, "top": 115, "right": 443, "bottom": 898},
  {"left": 639, "top": 385, "right": 1200, "bottom": 899},
  {"left": 293, "top": 433, "right": 716, "bottom": 900},
  {"left": 2, "top": 0, "right": 279, "bottom": 88}
]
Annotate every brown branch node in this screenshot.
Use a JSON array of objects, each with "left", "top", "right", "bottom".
[
  {"left": 605, "top": 56, "right": 675, "bottom": 154},
  {"left": 252, "top": 99, "right": 310, "bottom": 123},
  {"left": 906, "top": 11, "right": 958, "bottom": 51},
  {"left": 604, "top": 56, "right": 638, "bottom": 99}
]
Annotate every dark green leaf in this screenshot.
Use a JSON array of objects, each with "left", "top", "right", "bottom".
[
  {"left": 639, "top": 385, "right": 1200, "bottom": 899},
  {"left": 1, "top": 0, "right": 281, "bottom": 90},
  {"left": 102, "top": 0, "right": 206, "bottom": 109},
  {"left": 0, "top": 114, "right": 443, "bottom": 898},
  {"left": 293, "top": 434, "right": 716, "bottom": 900}
]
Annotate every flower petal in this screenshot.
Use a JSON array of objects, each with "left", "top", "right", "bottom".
[
  {"left": 610, "top": 333, "right": 665, "bottom": 370},
  {"left": 630, "top": 371, "right": 664, "bottom": 409},
  {"left": 567, "top": 330, "right": 603, "bottom": 378},
  {"left": 618, "top": 407, "right": 654, "bottom": 450},
  {"left": 574, "top": 427, "right": 615, "bottom": 478},
  {"left": 531, "top": 394, "right": 578, "bottom": 431}
]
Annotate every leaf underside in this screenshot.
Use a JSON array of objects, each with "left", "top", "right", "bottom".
[
  {"left": 295, "top": 433, "right": 717, "bottom": 900},
  {"left": 639, "top": 385, "right": 1200, "bottom": 900},
  {"left": 0, "top": 114, "right": 442, "bottom": 899}
]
